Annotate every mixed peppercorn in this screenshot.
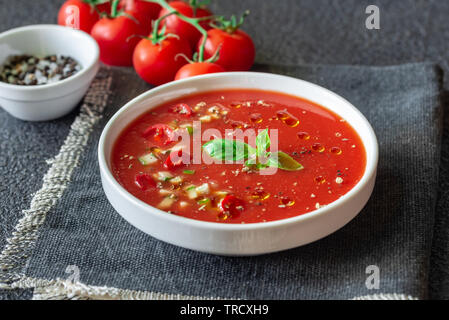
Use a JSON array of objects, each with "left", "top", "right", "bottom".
[{"left": 0, "top": 54, "right": 81, "bottom": 86}]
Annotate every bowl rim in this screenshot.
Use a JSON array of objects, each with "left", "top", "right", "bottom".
[
  {"left": 0, "top": 24, "right": 99, "bottom": 91},
  {"left": 98, "top": 71, "right": 379, "bottom": 231}
]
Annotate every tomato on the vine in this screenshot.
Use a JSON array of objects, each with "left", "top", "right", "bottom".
[
  {"left": 198, "top": 13, "right": 255, "bottom": 71},
  {"left": 97, "top": 1, "right": 112, "bottom": 13},
  {"left": 158, "top": 1, "right": 212, "bottom": 48},
  {"left": 175, "top": 62, "right": 225, "bottom": 80},
  {"left": 91, "top": 1, "right": 145, "bottom": 66},
  {"left": 96, "top": 1, "right": 112, "bottom": 13},
  {"left": 119, "top": 0, "right": 162, "bottom": 33},
  {"left": 133, "top": 34, "right": 192, "bottom": 86},
  {"left": 91, "top": 17, "right": 144, "bottom": 66},
  {"left": 199, "top": 28, "right": 255, "bottom": 72},
  {"left": 58, "top": 0, "right": 101, "bottom": 33}
]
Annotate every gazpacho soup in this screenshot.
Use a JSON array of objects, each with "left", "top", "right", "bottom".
[{"left": 112, "top": 89, "right": 366, "bottom": 224}]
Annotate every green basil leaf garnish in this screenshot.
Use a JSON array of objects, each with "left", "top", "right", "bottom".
[
  {"left": 202, "top": 139, "right": 256, "bottom": 162},
  {"left": 267, "top": 151, "right": 304, "bottom": 171},
  {"left": 202, "top": 131, "right": 304, "bottom": 172},
  {"left": 256, "top": 129, "right": 270, "bottom": 157},
  {"left": 186, "top": 126, "right": 193, "bottom": 135}
]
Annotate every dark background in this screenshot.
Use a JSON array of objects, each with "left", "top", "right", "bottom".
[
  {"left": 1, "top": 1, "right": 449, "bottom": 72},
  {"left": 0, "top": 0, "right": 448, "bottom": 299}
]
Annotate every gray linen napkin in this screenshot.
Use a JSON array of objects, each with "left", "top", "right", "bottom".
[{"left": 0, "top": 62, "right": 443, "bottom": 300}]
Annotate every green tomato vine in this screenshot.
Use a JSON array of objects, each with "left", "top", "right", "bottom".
[
  {"left": 111, "top": 0, "right": 248, "bottom": 63},
  {"left": 101, "top": 0, "right": 138, "bottom": 21},
  {"left": 211, "top": 10, "right": 249, "bottom": 34},
  {"left": 144, "top": 0, "right": 210, "bottom": 62}
]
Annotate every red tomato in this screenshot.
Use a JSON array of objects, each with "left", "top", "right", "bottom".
[
  {"left": 199, "top": 28, "right": 255, "bottom": 71},
  {"left": 135, "top": 173, "right": 156, "bottom": 190},
  {"left": 169, "top": 103, "right": 193, "bottom": 117},
  {"left": 163, "top": 149, "right": 189, "bottom": 170},
  {"left": 158, "top": 1, "right": 212, "bottom": 48},
  {"left": 96, "top": 1, "right": 112, "bottom": 14},
  {"left": 219, "top": 195, "right": 245, "bottom": 218},
  {"left": 119, "top": 0, "right": 161, "bottom": 34},
  {"left": 58, "top": 0, "right": 100, "bottom": 33},
  {"left": 175, "top": 62, "right": 225, "bottom": 80},
  {"left": 143, "top": 124, "right": 176, "bottom": 145},
  {"left": 91, "top": 15, "right": 144, "bottom": 66},
  {"left": 133, "top": 36, "right": 192, "bottom": 86}
]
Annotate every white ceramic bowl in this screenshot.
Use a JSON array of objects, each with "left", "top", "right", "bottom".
[
  {"left": 98, "top": 72, "right": 378, "bottom": 256},
  {"left": 0, "top": 25, "right": 99, "bottom": 121}
]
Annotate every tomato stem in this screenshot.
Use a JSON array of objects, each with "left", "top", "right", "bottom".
[
  {"left": 175, "top": 53, "right": 195, "bottom": 64},
  {"left": 104, "top": 0, "right": 139, "bottom": 23},
  {"left": 143, "top": 0, "right": 209, "bottom": 62},
  {"left": 111, "top": 0, "right": 120, "bottom": 17},
  {"left": 189, "top": 0, "right": 211, "bottom": 17},
  {"left": 82, "top": 0, "right": 110, "bottom": 6},
  {"left": 82, "top": 0, "right": 110, "bottom": 15},
  {"left": 210, "top": 10, "right": 250, "bottom": 34},
  {"left": 204, "top": 44, "right": 221, "bottom": 63}
]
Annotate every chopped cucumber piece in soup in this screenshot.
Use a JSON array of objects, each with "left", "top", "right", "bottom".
[
  {"left": 186, "top": 187, "right": 198, "bottom": 199},
  {"left": 170, "top": 176, "right": 183, "bottom": 185},
  {"left": 154, "top": 171, "right": 174, "bottom": 182},
  {"left": 138, "top": 153, "right": 158, "bottom": 165},
  {"left": 158, "top": 196, "right": 176, "bottom": 209},
  {"left": 196, "top": 183, "right": 210, "bottom": 195}
]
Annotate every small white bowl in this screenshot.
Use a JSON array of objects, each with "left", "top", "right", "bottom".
[
  {"left": 0, "top": 25, "right": 99, "bottom": 121},
  {"left": 98, "top": 72, "right": 378, "bottom": 256}
]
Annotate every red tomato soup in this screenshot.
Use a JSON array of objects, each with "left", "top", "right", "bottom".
[{"left": 111, "top": 89, "right": 366, "bottom": 224}]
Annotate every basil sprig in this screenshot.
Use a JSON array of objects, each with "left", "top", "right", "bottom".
[
  {"left": 202, "top": 129, "right": 303, "bottom": 171},
  {"left": 202, "top": 138, "right": 256, "bottom": 162},
  {"left": 256, "top": 128, "right": 270, "bottom": 158},
  {"left": 266, "top": 151, "right": 304, "bottom": 171}
]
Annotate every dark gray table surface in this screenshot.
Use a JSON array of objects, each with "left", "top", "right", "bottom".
[{"left": 0, "top": 0, "right": 448, "bottom": 299}]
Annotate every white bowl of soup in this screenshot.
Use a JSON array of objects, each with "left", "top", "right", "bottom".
[{"left": 98, "top": 72, "right": 378, "bottom": 256}]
